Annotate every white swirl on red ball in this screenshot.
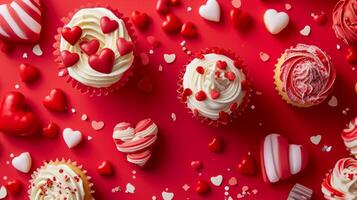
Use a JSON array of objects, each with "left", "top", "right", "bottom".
[
  {"left": 29, "top": 164, "right": 85, "bottom": 200},
  {"left": 113, "top": 119, "right": 158, "bottom": 166},
  {"left": 321, "top": 157, "right": 357, "bottom": 199},
  {"left": 59, "top": 7, "right": 134, "bottom": 88},
  {"left": 182, "top": 53, "right": 247, "bottom": 120},
  {"left": 342, "top": 117, "right": 357, "bottom": 157}
]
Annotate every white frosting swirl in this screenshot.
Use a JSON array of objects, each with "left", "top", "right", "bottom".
[
  {"left": 29, "top": 164, "right": 85, "bottom": 200},
  {"left": 59, "top": 7, "right": 134, "bottom": 88},
  {"left": 182, "top": 53, "right": 246, "bottom": 120}
]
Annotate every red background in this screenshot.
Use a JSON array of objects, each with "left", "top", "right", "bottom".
[{"left": 0, "top": 0, "right": 356, "bottom": 199}]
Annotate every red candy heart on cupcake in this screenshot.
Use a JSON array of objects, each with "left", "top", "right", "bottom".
[
  {"left": 43, "top": 88, "right": 68, "bottom": 113},
  {"left": 100, "top": 16, "right": 118, "bottom": 34},
  {"left": 61, "top": 51, "right": 79, "bottom": 67},
  {"left": 156, "top": 0, "right": 170, "bottom": 15},
  {"left": 0, "top": 92, "right": 40, "bottom": 136},
  {"left": 80, "top": 39, "right": 100, "bottom": 56},
  {"left": 61, "top": 26, "right": 82, "bottom": 46},
  {"left": 88, "top": 48, "right": 115, "bottom": 74},
  {"left": 117, "top": 38, "right": 133, "bottom": 56}
]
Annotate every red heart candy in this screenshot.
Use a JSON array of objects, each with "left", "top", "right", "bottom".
[
  {"left": 196, "top": 180, "right": 210, "bottom": 194},
  {"left": 162, "top": 14, "right": 182, "bottom": 34},
  {"left": 80, "top": 39, "right": 100, "bottom": 56},
  {"left": 216, "top": 60, "right": 227, "bottom": 70},
  {"left": 210, "top": 89, "right": 220, "bottom": 99},
  {"left": 137, "top": 77, "right": 153, "bottom": 93},
  {"left": 208, "top": 137, "right": 223, "bottom": 152},
  {"left": 230, "top": 8, "right": 252, "bottom": 30},
  {"left": 0, "top": 40, "right": 15, "bottom": 53},
  {"left": 147, "top": 35, "right": 161, "bottom": 49},
  {"left": 0, "top": 92, "right": 40, "bottom": 136},
  {"left": 19, "top": 63, "right": 40, "bottom": 83},
  {"left": 346, "top": 48, "right": 357, "bottom": 64},
  {"left": 195, "top": 90, "right": 207, "bottom": 101},
  {"left": 43, "top": 88, "right": 68, "bottom": 113},
  {"left": 312, "top": 12, "right": 327, "bottom": 25},
  {"left": 156, "top": 0, "right": 170, "bottom": 15},
  {"left": 131, "top": 11, "right": 150, "bottom": 30},
  {"left": 61, "top": 26, "right": 82, "bottom": 45},
  {"left": 61, "top": 51, "right": 79, "bottom": 67},
  {"left": 5, "top": 179, "right": 22, "bottom": 195},
  {"left": 117, "top": 38, "right": 134, "bottom": 56},
  {"left": 181, "top": 22, "right": 198, "bottom": 38},
  {"left": 42, "top": 122, "right": 59, "bottom": 139},
  {"left": 100, "top": 16, "right": 118, "bottom": 34},
  {"left": 170, "top": 0, "right": 181, "bottom": 6},
  {"left": 191, "top": 160, "right": 203, "bottom": 171},
  {"left": 88, "top": 48, "right": 115, "bottom": 74},
  {"left": 97, "top": 160, "right": 114, "bottom": 176},
  {"left": 237, "top": 152, "right": 256, "bottom": 176}
]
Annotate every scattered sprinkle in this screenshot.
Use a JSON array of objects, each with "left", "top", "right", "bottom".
[
  {"left": 32, "top": 44, "right": 43, "bottom": 56},
  {"left": 149, "top": 49, "right": 154, "bottom": 54},
  {"left": 182, "top": 184, "right": 190, "bottom": 191},
  {"left": 14, "top": 84, "right": 20, "bottom": 89},
  {"left": 322, "top": 145, "right": 332, "bottom": 152},
  {"left": 164, "top": 53, "right": 176, "bottom": 64},
  {"left": 232, "top": 0, "right": 241, "bottom": 8},
  {"left": 91, "top": 120, "right": 105, "bottom": 131},
  {"left": 285, "top": 3, "right": 292, "bottom": 10},
  {"left": 22, "top": 53, "right": 28, "bottom": 59},
  {"left": 158, "top": 65, "right": 163, "bottom": 72},
  {"left": 328, "top": 96, "right": 338, "bottom": 107},
  {"left": 171, "top": 113, "right": 177, "bottom": 121},
  {"left": 2, "top": 176, "right": 7, "bottom": 181},
  {"left": 111, "top": 186, "right": 121, "bottom": 193},
  {"left": 125, "top": 183, "right": 135, "bottom": 194},
  {"left": 180, "top": 41, "right": 186, "bottom": 47},
  {"left": 310, "top": 134, "right": 322, "bottom": 145},
  {"left": 9, "top": 153, "right": 14, "bottom": 158},
  {"left": 187, "top": 6, "right": 192, "bottom": 12},
  {"left": 251, "top": 105, "right": 255, "bottom": 110},
  {"left": 162, "top": 191, "right": 174, "bottom": 200},
  {"left": 300, "top": 25, "right": 311, "bottom": 36},
  {"left": 336, "top": 44, "right": 341, "bottom": 50},
  {"left": 228, "top": 177, "right": 238, "bottom": 186},
  {"left": 259, "top": 52, "right": 270, "bottom": 62},
  {"left": 0, "top": 186, "right": 7, "bottom": 199},
  {"left": 210, "top": 175, "right": 223, "bottom": 186},
  {"left": 81, "top": 114, "right": 88, "bottom": 121},
  {"left": 87, "top": 136, "right": 92, "bottom": 141},
  {"left": 71, "top": 108, "right": 76, "bottom": 113}
]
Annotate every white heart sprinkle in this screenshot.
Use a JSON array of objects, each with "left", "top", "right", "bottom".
[
  {"left": 264, "top": 9, "right": 289, "bottom": 34},
  {"left": 63, "top": 128, "right": 83, "bottom": 149},
  {"left": 328, "top": 96, "right": 338, "bottom": 107},
  {"left": 310, "top": 135, "right": 322, "bottom": 145},
  {"left": 91, "top": 120, "right": 105, "bottom": 131},
  {"left": 125, "top": 183, "right": 135, "bottom": 194},
  {"left": 285, "top": 3, "right": 292, "bottom": 10},
  {"left": 162, "top": 191, "right": 174, "bottom": 200},
  {"left": 12, "top": 152, "right": 32, "bottom": 173},
  {"left": 87, "top": 136, "right": 92, "bottom": 141},
  {"left": 81, "top": 114, "right": 88, "bottom": 121},
  {"left": 22, "top": 53, "right": 28, "bottom": 59},
  {"left": 164, "top": 53, "right": 176, "bottom": 64},
  {"left": 300, "top": 25, "right": 311, "bottom": 36},
  {"left": 259, "top": 52, "right": 270, "bottom": 62},
  {"left": 32, "top": 44, "right": 43, "bottom": 56},
  {"left": 0, "top": 186, "right": 7, "bottom": 199},
  {"left": 187, "top": 6, "right": 192, "bottom": 12},
  {"left": 199, "top": 0, "right": 221, "bottom": 22},
  {"left": 210, "top": 175, "right": 223, "bottom": 186},
  {"left": 232, "top": 0, "right": 241, "bottom": 8}
]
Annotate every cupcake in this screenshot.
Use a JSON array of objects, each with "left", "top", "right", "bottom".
[
  {"left": 274, "top": 44, "right": 336, "bottom": 107},
  {"left": 29, "top": 159, "right": 94, "bottom": 200},
  {"left": 54, "top": 5, "right": 136, "bottom": 96},
  {"left": 332, "top": 0, "right": 357, "bottom": 48},
  {"left": 341, "top": 117, "right": 357, "bottom": 158},
  {"left": 178, "top": 48, "right": 250, "bottom": 126},
  {"left": 321, "top": 157, "right": 357, "bottom": 199}
]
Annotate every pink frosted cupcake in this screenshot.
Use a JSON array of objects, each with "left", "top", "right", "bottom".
[
  {"left": 54, "top": 5, "right": 136, "bottom": 96},
  {"left": 341, "top": 117, "right": 357, "bottom": 158},
  {"left": 178, "top": 48, "right": 251, "bottom": 126}
]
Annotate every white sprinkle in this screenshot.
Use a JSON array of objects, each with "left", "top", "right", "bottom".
[
  {"left": 111, "top": 186, "right": 121, "bottom": 193},
  {"left": 14, "top": 84, "right": 20, "bottom": 89},
  {"left": 87, "top": 136, "right": 92, "bottom": 141},
  {"left": 186, "top": 51, "right": 192, "bottom": 55},
  {"left": 300, "top": 25, "right": 311, "bottom": 36},
  {"left": 251, "top": 105, "right": 255, "bottom": 110},
  {"left": 225, "top": 186, "right": 230, "bottom": 191},
  {"left": 152, "top": 196, "right": 157, "bottom": 200},
  {"left": 9, "top": 153, "right": 14, "bottom": 158},
  {"left": 171, "top": 113, "right": 177, "bottom": 121},
  {"left": 336, "top": 44, "right": 341, "bottom": 50},
  {"left": 187, "top": 7, "right": 192, "bottom": 12},
  {"left": 132, "top": 170, "right": 136, "bottom": 174},
  {"left": 163, "top": 53, "right": 176, "bottom": 64},
  {"left": 182, "top": 184, "right": 190, "bottom": 191},
  {"left": 180, "top": 41, "right": 186, "bottom": 46},
  {"left": 158, "top": 65, "right": 163, "bottom": 72},
  {"left": 224, "top": 191, "right": 229, "bottom": 196},
  {"left": 125, "top": 183, "right": 135, "bottom": 194},
  {"left": 32, "top": 44, "right": 43, "bottom": 56},
  {"left": 2, "top": 176, "right": 7, "bottom": 181},
  {"left": 149, "top": 49, "right": 154, "bottom": 54},
  {"left": 71, "top": 108, "right": 76, "bottom": 113},
  {"left": 6, "top": 161, "right": 9, "bottom": 165},
  {"left": 22, "top": 53, "right": 28, "bottom": 59},
  {"left": 81, "top": 114, "right": 88, "bottom": 121}
]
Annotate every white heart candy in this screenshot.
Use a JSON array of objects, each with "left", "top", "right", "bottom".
[
  {"left": 125, "top": 183, "right": 135, "bottom": 194},
  {"left": 264, "top": 9, "right": 289, "bottom": 34},
  {"left": 32, "top": 44, "right": 43, "bottom": 56},
  {"left": 63, "top": 128, "right": 83, "bottom": 149},
  {"left": 162, "top": 191, "right": 174, "bottom": 200},
  {"left": 328, "top": 96, "right": 338, "bottom": 107},
  {"left": 300, "top": 25, "right": 311, "bottom": 36},
  {"left": 199, "top": 0, "right": 221, "bottom": 22},
  {"left": 310, "top": 135, "right": 322, "bottom": 145},
  {"left": 210, "top": 175, "right": 223, "bottom": 186},
  {"left": 164, "top": 53, "right": 176, "bottom": 64},
  {"left": 0, "top": 186, "right": 7, "bottom": 199},
  {"left": 12, "top": 152, "right": 32, "bottom": 173}
]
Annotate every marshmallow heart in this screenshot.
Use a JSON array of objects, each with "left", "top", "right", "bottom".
[
  {"left": 199, "top": 0, "right": 221, "bottom": 22},
  {"left": 63, "top": 128, "right": 83, "bottom": 148},
  {"left": 12, "top": 152, "right": 32, "bottom": 173},
  {"left": 164, "top": 53, "right": 176, "bottom": 64},
  {"left": 91, "top": 120, "right": 105, "bottom": 131},
  {"left": 300, "top": 25, "right": 311, "bottom": 36},
  {"left": 162, "top": 191, "right": 174, "bottom": 200},
  {"left": 0, "top": 186, "right": 7, "bottom": 199},
  {"left": 310, "top": 135, "right": 322, "bottom": 145},
  {"left": 263, "top": 9, "right": 289, "bottom": 34},
  {"left": 261, "top": 134, "right": 308, "bottom": 183},
  {"left": 210, "top": 175, "right": 223, "bottom": 186},
  {"left": 125, "top": 183, "right": 135, "bottom": 194}
]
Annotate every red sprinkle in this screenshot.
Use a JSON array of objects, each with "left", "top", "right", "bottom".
[
  {"left": 193, "top": 109, "right": 199, "bottom": 117},
  {"left": 215, "top": 71, "right": 221, "bottom": 78},
  {"left": 195, "top": 90, "right": 207, "bottom": 101},
  {"left": 216, "top": 60, "right": 227, "bottom": 70},
  {"left": 225, "top": 71, "right": 236, "bottom": 81},
  {"left": 210, "top": 89, "right": 220, "bottom": 99},
  {"left": 196, "top": 66, "right": 205, "bottom": 74},
  {"left": 196, "top": 53, "right": 205, "bottom": 59},
  {"left": 230, "top": 102, "right": 238, "bottom": 111}
]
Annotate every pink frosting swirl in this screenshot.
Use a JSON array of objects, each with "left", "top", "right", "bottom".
[
  {"left": 333, "top": 0, "right": 357, "bottom": 48},
  {"left": 278, "top": 44, "right": 336, "bottom": 106}
]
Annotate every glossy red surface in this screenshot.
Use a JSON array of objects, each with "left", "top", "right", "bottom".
[{"left": 0, "top": 0, "right": 356, "bottom": 199}]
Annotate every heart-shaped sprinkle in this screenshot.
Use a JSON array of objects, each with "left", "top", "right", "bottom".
[
  {"left": 228, "top": 177, "right": 238, "bottom": 186},
  {"left": 196, "top": 66, "right": 205, "bottom": 74},
  {"left": 0, "top": 186, "right": 7, "bottom": 199},
  {"left": 210, "top": 175, "right": 223, "bottom": 186},
  {"left": 230, "top": 8, "right": 252, "bottom": 31},
  {"left": 12, "top": 152, "right": 31, "bottom": 173},
  {"left": 162, "top": 191, "right": 174, "bottom": 200},
  {"left": 91, "top": 120, "right": 105, "bottom": 131},
  {"left": 216, "top": 60, "right": 227, "bottom": 70},
  {"left": 80, "top": 39, "right": 100, "bottom": 56},
  {"left": 310, "top": 135, "right": 322, "bottom": 145},
  {"left": 5, "top": 180, "right": 22, "bottom": 195},
  {"left": 182, "top": 184, "right": 190, "bottom": 191},
  {"left": 125, "top": 183, "right": 135, "bottom": 194},
  {"left": 88, "top": 48, "right": 115, "bottom": 74},
  {"left": 196, "top": 180, "right": 210, "bottom": 194},
  {"left": 61, "top": 51, "right": 79, "bottom": 67},
  {"left": 100, "top": 16, "right": 119, "bottom": 34},
  {"left": 199, "top": 0, "right": 221, "bottom": 22},
  {"left": 312, "top": 12, "right": 327, "bottom": 25},
  {"left": 232, "top": 0, "right": 241, "bottom": 8},
  {"left": 164, "top": 53, "right": 176, "bottom": 64},
  {"left": 285, "top": 3, "right": 292, "bottom": 11},
  {"left": 300, "top": 25, "right": 311, "bottom": 36},
  {"left": 208, "top": 137, "right": 223, "bottom": 152},
  {"left": 97, "top": 161, "right": 113, "bottom": 176},
  {"left": 32, "top": 44, "right": 43, "bottom": 56},
  {"left": 63, "top": 128, "right": 83, "bottom": 149},
  {"left": 263, "top": 9, "right": 289, "bottom": 34},
  {"left": 328, "top": 96, "right": 338, "bottom": 107},
  {"left": 61, "top": 26, "right": 82, "bottom": 45},
  {"left": 117, "top": 38, "right": 134, "bottom": 56},
  {"left": 259, "top": 52, "right": 270, "bottom": 62},
  {"left": 225, "top": 71, "right": 236, "bottom": 81}
]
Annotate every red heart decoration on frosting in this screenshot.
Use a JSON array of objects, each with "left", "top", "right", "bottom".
[
  {"left": 237, "top": 152, "right": 256, "bottom": 176},
  {"left": 19, "top": 63, "right": 40, "bottom": 83},
  {"left": 156, "top": 0, "right": 170, "bottom": 15},
  {"left": 61, "top": 51, "right": 79, "bottom": 67},
  {"left": 346, "top": 48, "right": 357, "bottom": 64},
  {"left": 80, "top": 39, "right": 100, "bottom": 56},
  {"left": 196, "top": 180, "right": 210, "bottom": 194},
  {"left": 43, "top": 88, "right": 68, "bottom": 113},
  {"left": 181, "top": 22, "right": 198, "bottom": 38},
  {"left": 117, "top": 38, "right": 133, "bottom": 56},
  {"left": 5, "top": 179, "right": 22, "bottom": 195},
  {"left": 97, "top": 160, "right": 114, "bottom": 176},
  {"left": 162, "top": 14, "right": 182, "bottom": 34},
  {"left": 42, "top": 122, "right": 59, "bottom": 139},
  {"left": 131, "top": 11, "right": 150, "bottom": 30},
  {"left": 100, "top": 16, "right": 119, "bottom": 34},
  {"left": 0, "top": 92, "right": 40, "bottom": 136},
  {"left": 88, "top": 48, "right": 115, "bottom": 74},
  {"left": 0, "top": 0, "right": 42, "bottom": 43},
  {"left": 61, "top": 26, "right": 82, "bottom": 45},
  {"left": 230, "top": 8, "right": 252, "bottom": 30}
]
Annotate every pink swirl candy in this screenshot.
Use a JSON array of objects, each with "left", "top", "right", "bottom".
[
  {"left": 278, "top": 44, "right": 336, "bottom": 106},
  {"left": 341, "top": 117, "right": 357, "bottom": 158}
]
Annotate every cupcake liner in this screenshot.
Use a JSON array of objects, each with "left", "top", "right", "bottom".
[
  {"left": 53, "top": 4, "right": 137, "bottom": 96},
  {"left": 287, "top": 183, "right": 313, "bottom": 200},
  {"left": 177, "top": 47, "right": 252, "bottom": 127},
  {"left": 29, "top": 158, "right": 95, "bottom": 200}
]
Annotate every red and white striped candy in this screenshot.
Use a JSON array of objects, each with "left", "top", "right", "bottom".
[
  {"left": 0, "top": 0, "right": 42, "bottom": 43},
  {"left": 260, "top": 134, "right": 308, "bottom": 183},
  {"left": 341, "top": 117, "right": 357, "bottom": 158},
  {"left": 113, "top": 118, "right": 158, "bottom": 167}
]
